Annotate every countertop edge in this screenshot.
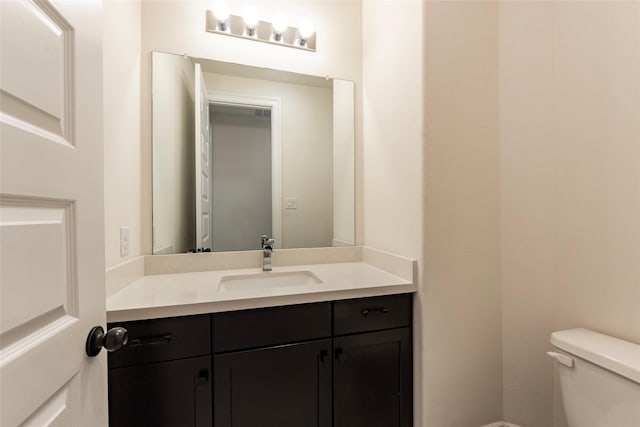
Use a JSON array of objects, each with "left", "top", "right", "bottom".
[{"left": 107, "top": 282, "right": 417, "bottom": 323}]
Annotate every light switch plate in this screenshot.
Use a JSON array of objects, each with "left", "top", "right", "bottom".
[{"left": 285, "top": 197, "right": 297, "bottom": 209}]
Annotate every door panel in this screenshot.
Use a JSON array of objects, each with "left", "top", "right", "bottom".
[
  {"left": 0, "top": 0, "right": 106, "bottom": 426},
  {"left": 0, "top": 0, "right": 71, "bottom": 141},
  {"left": 18, "top": 377, "right": 80, "bottom": 426},
  {"left": 0, "top": 200, "right": 75, "bottom": 334}
]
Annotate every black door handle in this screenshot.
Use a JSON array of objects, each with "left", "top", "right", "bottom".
[{"left": 86, "top": 326, "right": 128, "bottom": 357}]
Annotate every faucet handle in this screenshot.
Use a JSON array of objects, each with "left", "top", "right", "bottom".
[{"left": 261, "top": 235, "right": 275, "bottom": 248}]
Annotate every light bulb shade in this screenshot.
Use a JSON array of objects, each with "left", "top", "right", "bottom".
[
  {"left": 211, "top": 0, "right": 230, "bottom": 21},
  {"left": 298, "top": 18, "right": 314, "bottom": 39},
  {"left": 243, "top": 6, "right": 259, "bottom": 29},
  {"left": 272, "top": 12, "right": 288, "bottom": 34}
]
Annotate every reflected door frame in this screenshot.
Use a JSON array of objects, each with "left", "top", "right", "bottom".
[{"left": 208, "top": 91, "right": 282, "bottom": 249}]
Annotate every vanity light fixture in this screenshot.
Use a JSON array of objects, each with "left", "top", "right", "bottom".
[
  {"left": 211, "top": 0, "right": 230, "bottom": 31},
  {"left": 242, "top": 6, "right": 259, "bottom": 37},
  {"left": 206, "top": 4, "right": 316, "bottom": 51},
  {"left": 272, "top": 12, "right": 288, "bottom": 42},
  {"left": 297, "top": 18, "right": 315, "bottom": 47}
]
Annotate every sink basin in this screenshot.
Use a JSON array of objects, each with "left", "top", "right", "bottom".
[{"left": 218, "top": 271, "right": 323, "bottom": 292}]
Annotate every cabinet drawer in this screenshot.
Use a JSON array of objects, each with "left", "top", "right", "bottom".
[
  {"left": 334, "top": 294, "right": 412, "bottom": 335},
  {"left": 108, "top": 315, "right": 211, "bottom": 369},
  {"left": 214, "top": 302, "right": 331, "bottom": 353}
]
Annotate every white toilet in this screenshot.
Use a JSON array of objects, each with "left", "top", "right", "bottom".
[{"left": 548, "top": 328, "right": 640, "bottom": 427}]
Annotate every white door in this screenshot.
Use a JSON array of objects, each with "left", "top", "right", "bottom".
[
  {"left": 0, "top": 0, "right": 108, "bottom": 426},
  {"left": 194, "top": 63, "right": 211, "bottom": 250}
]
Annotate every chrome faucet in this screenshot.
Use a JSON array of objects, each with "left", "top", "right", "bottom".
[{"left": 261, "top": 235, "right": 275, "bottom": 272}]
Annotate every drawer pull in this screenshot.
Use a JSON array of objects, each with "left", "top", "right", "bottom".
[
  {"left": 361, "top": 307, "right": 390, "bottom": 316},
  {"left": 335, "top": 348, "right": 345, "bottom": 362},
  {"left": 129, "top": 334, "right": 174, "bottom": 347},
  {"left": 319, "top": 350, "right": 329, "bottom": 364}
]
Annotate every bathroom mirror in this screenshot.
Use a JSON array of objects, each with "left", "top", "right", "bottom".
[{"left": 152, "top": 52, "right": 355, "bottom": 254}]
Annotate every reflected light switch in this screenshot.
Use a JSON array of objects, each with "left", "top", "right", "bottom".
[{"left": 285, "top": 197, "right": 297, "bottom": 209}]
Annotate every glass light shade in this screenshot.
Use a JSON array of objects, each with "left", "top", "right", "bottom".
[
  {"left": 211, "top": 0, "right": 230, "bottom": 21},
  {"left": 298, "top": 18, "right": 314, "bottom": 39},
  {"left": 272, "top": 12, "right": 288, "bottom": 34},
  {"left": 243, "top": 6, "right": 259, "bottom": 29}
]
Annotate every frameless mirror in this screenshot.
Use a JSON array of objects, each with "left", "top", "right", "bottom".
[{"left": 152, "top": 52, "right": 355, "bottom": 254}]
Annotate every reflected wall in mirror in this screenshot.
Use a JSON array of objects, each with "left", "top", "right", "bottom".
[{"left": 152, "top": 52, "right": 355, "bottom": 254}]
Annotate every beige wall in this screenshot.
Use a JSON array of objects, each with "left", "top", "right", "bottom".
[
  {"left": 141, "top": 0, "right": 363, "bottom": 255},
  {"left": 500, "top": 2, "right": 640, "bottom": 426},
  {"left": 423, "top": 2, "right": 502, "bottom": 426},
  {"left": 361, "top": 2, "right": 426, "bottom": 422},
  {"left": 362, "top": 1, "right": 422, "bottom": 259},
  {"left": 103, "top": 0, "right": 141, "bottom": 268}
]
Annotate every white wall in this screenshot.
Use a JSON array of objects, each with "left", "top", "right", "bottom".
[
  {"left": 204, "top": 72, "right": 333, "bottom": 249},
  {"left": 423, "top": 2, "right": 503, "bottom": 426},
  {"left": 364, "top": 1, "right": 503, "bottom": 425},
  {"left": 333, "top": 80, "right": 355, "bottom": 246},
  {"left": 361, "top": 0, "right": 426, "bottom": 424},
  {"left": 500, "top": 2, "right": 640, "bottom": 426},
  {"left": 152, "top": 53, "right": 196, "bottom": 254},
  {"left": 103, "top": 0, "right": 141, "bottom": 269},
  {"left": 362, "top": 1, "right": 422, "bottom": 259},
  {"left": 141, "top": 0, "right": 362, "bottom": 254}
]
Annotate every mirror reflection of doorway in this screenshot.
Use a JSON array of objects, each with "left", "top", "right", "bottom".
[{"left": 210, "top": 104, "right": 272, "bottom": 251}]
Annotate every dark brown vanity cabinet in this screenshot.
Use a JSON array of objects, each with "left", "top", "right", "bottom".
[
  {"left": 333, "top": 295, "right": 413, "bottom": 427},
  {"left": 213, "top": 303, "right": 333, "bottom": 427},
  {"left": 108, "top": 294, "right": 412, "bottom": 427},
  {"left": 107, "top": 315, "right": 212, "bottom": 427},
  {"left": 334, "top": 328, "right": 413, "bottom": 427}
]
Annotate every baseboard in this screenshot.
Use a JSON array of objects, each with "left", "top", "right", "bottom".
[
  {"left": 332, "top": 238, "right": 354, "bottom": 247},
  {"left": 481, "top": 422, "right": 523, "bottom": 427}
]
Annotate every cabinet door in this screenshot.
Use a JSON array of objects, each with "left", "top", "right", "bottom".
[
  {"left": 214, "top": 339, "right": 332, "bottom": 427},
  {"left": 334, "top": 328, "right": 412, "bottom": 427},
  {"left": 108, "top": 356, "right": 212, "bottom": 427}
]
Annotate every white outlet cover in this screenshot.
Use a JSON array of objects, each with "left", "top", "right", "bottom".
[{"left": 120, "top": 226, "right": 130, "bottom": 257}]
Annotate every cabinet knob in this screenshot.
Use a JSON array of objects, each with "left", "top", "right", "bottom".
[
  {"left": 86, "top": 326, "right": 128, "bottom": 357},
  {"left": 196, "top": 369, "right": 210, "bottom": 385}
]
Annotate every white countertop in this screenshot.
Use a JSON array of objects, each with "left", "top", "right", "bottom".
[{"left": 107, "top": 262, "right": 416, "bottom": 322}]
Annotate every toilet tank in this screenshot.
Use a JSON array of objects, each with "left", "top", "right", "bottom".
[{"left": 549, "top": 328, "right": 640, "bottom": 427}]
